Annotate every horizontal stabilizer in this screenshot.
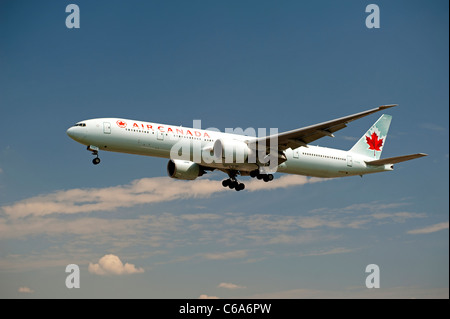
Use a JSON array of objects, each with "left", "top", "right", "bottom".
[{"left": 365, "top": 153, "right": 428, "bottom": 166}]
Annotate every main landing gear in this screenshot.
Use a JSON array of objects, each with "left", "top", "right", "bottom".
[
  {"left": 221, "top": 169, "right": 275, "bottom": 191},
  {"left": 249, "top": 170, "right": 274, "bottom": 182},
  {"left": 222, "top": 170, "right": 245, "bottom": 191},
  {"left": 222, "top": 178, "right": 245, "bottom": 191}
]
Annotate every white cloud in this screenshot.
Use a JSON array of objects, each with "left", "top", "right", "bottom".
[
  {"left": 1, "top": 175, "right": 321, "bottom": 219},
  {"left": 340, "top": 135, "right": 358, "bottom": 141},
  {"left": 218, "top": 282, "right": 246, "bottom": 289},
  {"left": 88, "top": 254, "right": 144, "bottom": 276},
  {"left": 267, "top": 233, "right": 317, "bottom": 245},
  {"left": 198, "top": 294, "right": 219, "bottom": 299},
  {"left": 297, "top": 247, "right": 355, "bottom": 257},
  {"left": 0, "top": 216, "right": 147, "bottom": 240},
  {"left": 180, "top": 213, "right": 221, "bottom": 221},
  {"left": 18, "top": 287, "right": 33, "bottom": 294},
  {"left": 420, "top": 123, "right": 446, "bottom": 132},
  {"left": 202, "top": 250, "right": 248, "bottom": 260},
  {"left": 0, "top": 193, "right": 430, "bottom": 273},
  {"left": 407, "top": 222, "right": 449, "bottom": 235}
]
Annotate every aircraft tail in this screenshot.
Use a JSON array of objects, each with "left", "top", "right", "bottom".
[{"left": 349, "top": 114, "right": 392, "bottom": 160}]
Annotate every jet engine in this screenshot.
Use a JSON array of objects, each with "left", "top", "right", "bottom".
[
  {"left": 213, "top": 139, "right": 254, "bottom": 164},
  {"left": 167, "top": 159, "right": 203, "bottom": 180}
]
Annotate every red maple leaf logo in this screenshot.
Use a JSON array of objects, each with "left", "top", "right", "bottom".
[
  {"left": 366, "top": 132, "right": 383, "bottom": 156},
  {"left": 116, "top": 120, "right": 127, "bottom": 128}
]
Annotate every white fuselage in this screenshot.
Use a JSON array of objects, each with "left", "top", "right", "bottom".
[{"left": 66, "top": 118, "right": 392, "bottom": 178}]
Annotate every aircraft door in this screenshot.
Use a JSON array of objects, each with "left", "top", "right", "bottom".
[
  {"left": 103, "top": 122, "right": 111, "bottom": 134},
  {"left": 347, "top": 155, "right": 353, "bottom": 167}
]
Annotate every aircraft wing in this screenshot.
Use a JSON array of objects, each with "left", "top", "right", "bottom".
[
  {"left": 365, "top": 153, "right": 428, "bottom": 166},
  {"left": 249, "top": 104, "right": 397, "bottom": 151}
]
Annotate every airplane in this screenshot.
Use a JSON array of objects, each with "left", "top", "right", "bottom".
[{"left": 66, "top": 104, "right": 427, "bottom": 191}]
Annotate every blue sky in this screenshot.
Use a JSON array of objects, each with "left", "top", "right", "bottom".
[{"left": 0, "top": 0, "right": 448, "bottom": 298}]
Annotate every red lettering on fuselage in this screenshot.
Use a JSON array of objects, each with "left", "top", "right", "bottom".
[{"left": 128, "top": 121, "right": 212, "bottom": 138}]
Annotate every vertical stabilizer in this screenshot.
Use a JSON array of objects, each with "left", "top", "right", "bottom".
[{"left": 349, "top": 114, "right": 392, "bottom": 160}]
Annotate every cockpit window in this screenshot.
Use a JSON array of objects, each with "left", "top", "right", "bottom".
[{"left": 74, "top": 123, "right": 86, "bottom": 127}]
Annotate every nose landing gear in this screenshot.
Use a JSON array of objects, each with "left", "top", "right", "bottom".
[{"left": 87, "top": 145, "right": 101, "bottom": 165}]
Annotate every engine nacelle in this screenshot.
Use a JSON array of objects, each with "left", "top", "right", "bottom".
[
  {"left": 213, "top": 139, "right": 253, "bottom": 164},
  {"left": 167, "top": 159, "right": 202, "bottom": 180}
]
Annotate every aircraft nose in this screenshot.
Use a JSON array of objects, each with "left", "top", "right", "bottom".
[
  {"left": 66, "top": 127, "right": 74, "bottom": 137},
  {"left": 66, "top": 126, "right": 86, "bottom": 142}
]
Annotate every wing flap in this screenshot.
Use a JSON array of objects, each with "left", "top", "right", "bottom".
[{"left": 365, "top": 153, "right": 428, "bottom": 166}]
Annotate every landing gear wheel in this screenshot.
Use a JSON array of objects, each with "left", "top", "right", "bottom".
[
  {"left": 92, "top": 157, "right": 101, "bottom": 165},
  {"left": 250, "top": 170, "right": 258, "bottom": 178},
  {"left": 224, "top": 170, "right": 245, "bottom": 191}
]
